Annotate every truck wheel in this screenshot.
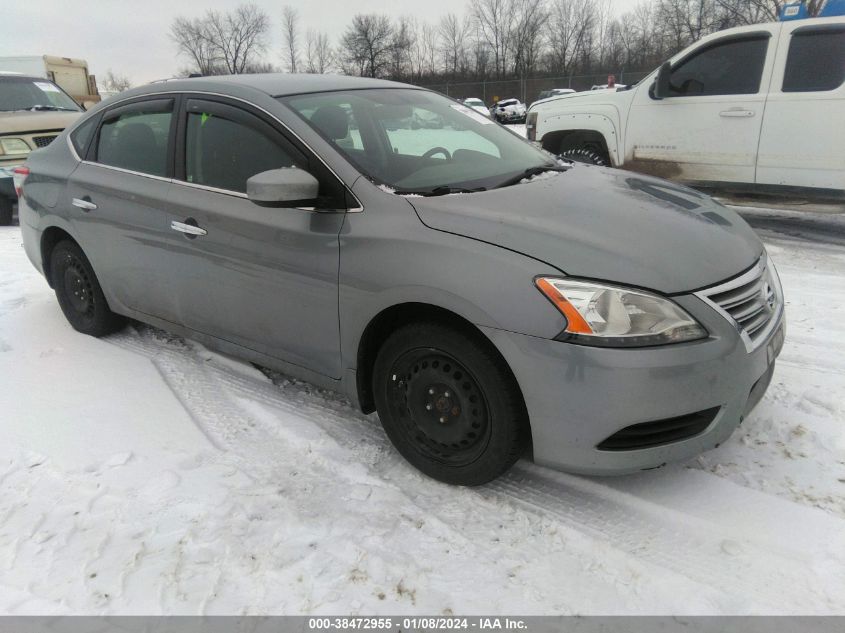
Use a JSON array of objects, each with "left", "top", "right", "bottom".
[
  {"left": 561, "top": 148, "right": 609, "bottom": 166},
  {"left": 373, "top": 322, "right": 528, "bottom": 486},
  {"left": 0, "top": 198, "right": 13, "bottom": 226},
  {"left": 50, "top": 240, "right": 125, "bottom": 337}
]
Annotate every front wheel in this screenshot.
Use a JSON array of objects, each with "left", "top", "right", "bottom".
[
  {"left": 50, "top": 240, "right": 125, "bottom": 337},
  {"left": 373, "top": 322, "right": 528, "bottom": 485},
  {"left": 560, "top": 147, "right": 609, "bottom": 166}
]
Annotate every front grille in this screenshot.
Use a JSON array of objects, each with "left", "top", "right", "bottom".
[
  {"left": 597, "top": 407, "right": 721, "bottom": 451},
  {"left": 697, "top": 256, "right": 782, "bottom": 351},
  {"left": 33, "top": 135, "right": 57, "bottom": 148}
]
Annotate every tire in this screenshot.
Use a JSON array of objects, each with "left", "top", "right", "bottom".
[
  {"left": 49, "top": 240, "right": 124, "bottom": 337},
  {"left": 373, "top": 322, "right": 528, "bottom": 486},
  {"left": 560, "top": 147, "right": 609, "bottom": 166},
  {"left": 0, "top": 198, "right": 13, "bottom": 226}
]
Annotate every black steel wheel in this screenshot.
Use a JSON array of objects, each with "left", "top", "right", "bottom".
[
  {"left": 373, "top": 322, "right": 528, "bottom": 485},
  {"left": 50, "top": 240, "right": 124, "bottom": 337}
]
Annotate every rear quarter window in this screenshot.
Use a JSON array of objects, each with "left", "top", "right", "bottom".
[{"left": 70, "top": 117, "right": 98, "bottom": 158}]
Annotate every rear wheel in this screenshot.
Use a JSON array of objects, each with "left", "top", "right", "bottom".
[
  {"left": 50, "top": 240, "right": 124, "bottom": 337},
  {"left": 373, "top": 322, "right": 527, "bottom": 485},
  {"left": 0, "top": 198, "right": 13, "bottom": 226}
]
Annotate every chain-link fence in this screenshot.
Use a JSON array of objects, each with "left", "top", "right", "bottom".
[{"left": 415, "top": 71, "right": 653, "bottom": 105}]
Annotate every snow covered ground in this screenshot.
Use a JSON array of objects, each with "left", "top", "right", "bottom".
[{"left": 0, "top": 213, "right": 844, "bottom": 615}]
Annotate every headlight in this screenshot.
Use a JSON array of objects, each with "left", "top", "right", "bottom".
[
  {"left": 536, "top": 277, "right": 707, "bottom": 347},
  {"left": 0, "top": 138, "right": 31, "bottom": 156}
]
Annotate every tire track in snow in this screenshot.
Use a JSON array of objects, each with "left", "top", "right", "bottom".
[{"left": 106, "top": 325, "right": 845, "bottom": 613}]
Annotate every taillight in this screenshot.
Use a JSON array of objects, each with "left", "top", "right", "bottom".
[
  {"left": 526, "top": 112, "right": 538, "bottom": 142},
  {"left": 12, "top": 166, "right": 29, "bottom": 198}
]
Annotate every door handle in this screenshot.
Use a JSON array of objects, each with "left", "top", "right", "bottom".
[
  {"left": 720, "top": 109, "right": 755, "bottom": 118},
  {"left": 72, "top": 198, "right": 97, "bottom": 211},
  {"left": 171, "top": 219, "right": 207, "bottom": 237}
]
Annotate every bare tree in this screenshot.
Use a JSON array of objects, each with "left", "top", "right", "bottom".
[
  {"left": 545, "top": 0, "right": 594, "bottom": 75},
  {"left": 438, "top": 13, "right": 472, "bottom": 76},
  {"left": 170, "top": 16, "right": 220, "bottom": 75},
  {"left": 340, "top": 14, "right": 395, "bottom": 78},
  {"left": 204, "top": 4, "right": 270, "bottom": 74},
  {"left": 282, "top": 6, "right": 300, "bottom": 73},
  {"left": 470, "top": 0, "right": 516, "bottom": 78},
  {"left": 101, "top": 70, "right": 132, "bottom": 93},
  {"left": 304, "top": 30, "right": 334, "bottom": 73},
  {"left": 390, "top": 17, "right": 417, "bottom": 79},
  {"left": 509, "top": 0, "right": 548, "bottom": 76}
]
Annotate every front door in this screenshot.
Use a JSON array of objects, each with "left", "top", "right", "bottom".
[
  {"left": 163, "top": 97, "right": 347, "bottom": 379},
  {"left": 625, "top": 31, "right": 776, "bottom": 184}
]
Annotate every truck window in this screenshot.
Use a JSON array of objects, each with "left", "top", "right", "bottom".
[
  {"left": 783, "top": 29, "right": 845, "bottom": 93},
  {"left": 669, "top": 36, "right": 769, "bottom": 97}
]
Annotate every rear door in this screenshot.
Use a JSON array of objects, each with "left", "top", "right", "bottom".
[
  {"left": 163, "top": 96, "right": 348, "bottom": 378},
  {"left": 626, "top": 30, "right": 776, "bottom": 184},
  {"left": 66, "top": 96, "right": 180, "bottom": 321},
  {"left": 756, "top": 21, "right": 845, "bottom": 192}
]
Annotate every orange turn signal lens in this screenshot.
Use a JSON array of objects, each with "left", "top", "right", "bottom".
[{"left": 535, "top": 278, "right": 594, "bottom": 334}]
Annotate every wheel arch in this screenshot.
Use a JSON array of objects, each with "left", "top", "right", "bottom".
[
  {"left": 538, "top": 113, "right": 620, "bottom": 166},
  {"left": 40, "top": 225, "right": 79, "bottom": 288},
  {"left": 354, "top": 303, "right": 529, "bottom": 435}
]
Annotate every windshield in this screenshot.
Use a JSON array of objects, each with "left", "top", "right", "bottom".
[
  {"left": 281, "top": 89, "right": 555, "bottom": 194},
  {"left": 0, "top": 76, "right": 82, "bottom": 112}
]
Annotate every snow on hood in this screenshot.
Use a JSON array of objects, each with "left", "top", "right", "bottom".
[{"left": 407, "top": 165, "right": 763, "bottom": 295}]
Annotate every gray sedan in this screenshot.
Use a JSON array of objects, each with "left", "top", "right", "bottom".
[{"left": 16, "top": 74, "right": 785, "bottom": 485}]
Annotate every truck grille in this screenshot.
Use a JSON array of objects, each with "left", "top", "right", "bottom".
[
  {"left": 33, "top": 135, "right": 58, "bottom": 148},
  {"left": 696, "top": 256, "right": 782, "bottom": 352}
]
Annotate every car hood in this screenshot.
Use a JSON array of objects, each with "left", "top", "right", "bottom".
[
  {"left": 408, "top": 165, "right": 763, "bottom": 295},
  {"left": 0, "top": 111, "right": 80, "bottom": 134}
]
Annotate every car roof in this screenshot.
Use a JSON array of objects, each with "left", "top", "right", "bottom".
[{"left": 134, "top": 73, "right": 416, "bottom": 99}]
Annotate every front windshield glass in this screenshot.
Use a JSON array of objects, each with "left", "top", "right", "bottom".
[
  {"left": 0, "top": 77, "right": 82, "bottom": 112},
  {"left": 281, "top": 89, "right": 554, "bottom": 194}
]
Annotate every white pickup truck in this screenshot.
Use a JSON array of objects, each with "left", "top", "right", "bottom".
[{"left": 527, "top": 15, "right": 845, "bottom": 201}]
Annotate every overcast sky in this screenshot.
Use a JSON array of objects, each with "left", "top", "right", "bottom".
[{"left": 1, "top": 0, "right": 643, "bottom": 86}]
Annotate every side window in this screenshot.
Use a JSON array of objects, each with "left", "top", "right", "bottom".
[
  {"left": 669, "top": 37, "right": 769, "bottom": 97},
  {"left": 70, "top": 116, "right": 98, "bottom": 158},
  {"left": 185, "top": 109, "right": 305, "bottom": 193},
  {"left": 783, "top": 30, "right": 845, "bottom": 93},
  {"left": 96, "top": 101, "right": 173, "bottom": 177}
]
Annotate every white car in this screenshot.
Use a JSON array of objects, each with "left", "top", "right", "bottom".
[
  {"left": 462, "top": 97, "right": 491, "bottom": 117},
  {"left": 590, "top": 84, "right": 628, "bottom": 91},
  {"left": 491, "top": 98, "right": 526, "bottom": 123},
  {"left": 527, "top": 13, "right": 845, "bottom": 202}
]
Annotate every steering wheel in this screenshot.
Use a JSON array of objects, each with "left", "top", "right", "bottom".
[{"left": 421, "top": 147, "right": 452, "bottom": 161}]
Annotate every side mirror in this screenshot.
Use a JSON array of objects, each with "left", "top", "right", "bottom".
[
  {"left": 653, "top": 62, "right": 672, "bottom": 100},
  {"left": 247, "top": 168, "right": 319, "bottom": 207},
  {"left": 82, "top": 100, "right": 97, "bottom": 111}
]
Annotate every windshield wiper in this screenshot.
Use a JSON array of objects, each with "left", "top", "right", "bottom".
[
  {"left": 398, "top": 185, "right": 487, "bottom": 197},
  {"left": 495, "top": 165, "right": 570, "bottom": 189},
  {"left": 21, "top": 105, "right": 78, "bottom": 112}
]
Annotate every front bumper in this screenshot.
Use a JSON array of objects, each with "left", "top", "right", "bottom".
[{"left": 481, "top": 293, "right": 785, "bottom": 475}]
